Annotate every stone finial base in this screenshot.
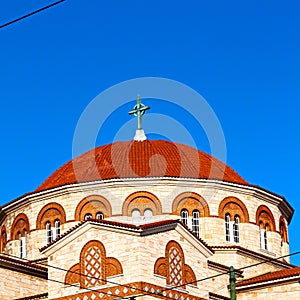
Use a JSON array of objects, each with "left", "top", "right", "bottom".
[{"left": 134, "top": 129, "right": 147, "bottom": 141}]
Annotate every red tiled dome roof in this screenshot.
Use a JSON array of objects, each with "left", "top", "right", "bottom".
[{"left": 36, "top": 140, "right": 247, "bottom": 192}]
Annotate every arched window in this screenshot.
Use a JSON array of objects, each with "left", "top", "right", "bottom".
[
  {"left": 166, "top": 241, "right": 184, "bottom": 287},
  {"left": 192, "top": 210, "right": 200, "bottom": 237},
  {"left": 19, "top": 230, "right": 27, "bottom": 259},
  {"left": 225, "top": 213, "right": 231, "bottom": 242},
  {"left": 96, "top": 212, "right": 104, "bottom": 220},
  {"left": 180, "top": 209, "right": 188, "bottom": 226},
  {"left": 144, "top": 209, "right": 153, "bottom": 222},
  {"left": 55, "top": 220, "right": 61, "bottom": 239},
  {"left": 46, "top": 221, "right": 52, "bottom": 244},
  {"left": 233, "top": 215, "right": 239, "bottom": 243},
  {"left": 84, "top": 213, "right": 92, "bottom": 220},
  {"left": 132, "top": 209, "right": 141, "bottom": 224},
  {"left": 260, "top": 223, "right": 268, "bottom": 250}
]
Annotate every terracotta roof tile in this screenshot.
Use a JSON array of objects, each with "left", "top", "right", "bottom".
[
  {"left": 0, "top": 254, "right": 47, "bottom": 271},
  {"left": 236, "top": 266, "right": 300, "bottom": 287},
  {"left": 36, "top": 140, "right": 248, "bottom": 192},
  {"left": 40, "top": 219, "right": 213, "bottom": 252}
]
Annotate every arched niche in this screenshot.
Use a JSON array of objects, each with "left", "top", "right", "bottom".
[
  {"left": 218, "top": 197, "right": 249, "bottom": 223},
  {"left": 75, "top": 195, "right": 112, "bottom": 221},
  {"left": 122, "top": 191, "right": 162, "bottom": 216},
  {"left": 256, "top": 205, "right": 276, "bottom": 231},
  {"left": 36, "top": 202, "right": 66, "bottom": 230},
  {"left": 172, "top": 192, "right": 210, "bottom": 217},
  {"left": 11, "top": 213, "right": 30, "bottom": 240}
]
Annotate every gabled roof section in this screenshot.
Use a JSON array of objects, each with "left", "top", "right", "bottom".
[
  {"left": 236, "top": 266, "right": 300, "bottom": 287},
  {"left": 40, "top": 219, "right": 214, "bottom": 254},
  {"left": 0, "top": 254, "right": 47, "bottom": 279},
  {"left": 212, "top": 245, "right": 294, "bottom": 269},
  {"left": 15, "top": 293, "right": 48, "bottom": 300}
]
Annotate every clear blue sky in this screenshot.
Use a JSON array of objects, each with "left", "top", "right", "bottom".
[{"left": 0, "top": 1, "right": 299, "bottom": 264}]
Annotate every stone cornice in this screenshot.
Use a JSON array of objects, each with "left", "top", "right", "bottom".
[{"left": 0, "top": 177, "right": 293, "bottom": 223}]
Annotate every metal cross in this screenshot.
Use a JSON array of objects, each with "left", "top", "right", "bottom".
[{"left": 128, "top": 96, "right": 150, "bottom": 130}]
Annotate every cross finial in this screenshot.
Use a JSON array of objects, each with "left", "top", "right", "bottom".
[{"left": 128, "top": 95, "right": 150, "bottom": 130}]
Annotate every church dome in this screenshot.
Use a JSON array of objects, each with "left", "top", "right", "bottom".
[{"left": 36, "top": 140, "right": 248, "bottom": 192}]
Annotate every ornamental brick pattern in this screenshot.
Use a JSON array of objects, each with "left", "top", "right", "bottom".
[{"left": 54, "top": 281, "right": 207, "bottom": 300}]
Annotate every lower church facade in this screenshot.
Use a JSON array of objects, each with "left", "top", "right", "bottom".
[{"left": 0, "top": 140, "right": 299, "bottom": 300}]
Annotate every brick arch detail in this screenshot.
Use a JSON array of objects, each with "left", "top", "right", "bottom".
[
  {"left": 256, "top": 205, "right": 276, "bottom": 232},
  {"left": 75, "top": 195, "right": 112, "bottom": 221},
  {"left": 279, "top": 216, "right": 288, "bottom": 242},
  {"left": 172, "top": 192, "right": 210, "bottom": 217},
  {"left": 218, "top": 197, "right": 249, "bottom": 223},
  {"left": 154, "top": 257, "right": 167, "bottom": 277},
  {"left": 80, "top": 240, "right": 107, "bottom": 288},
  {"left": 65, "top": 263, "right": 80, "bottom": 285},
  {"left": 122, "top": 191, "right": 162, "bottom": 216},
  {"left": 0, "top": 226, "right": 7, "bottom": 252},
  {"left": 106, "top": 257, "right": 123, "bottom": 277},
  {"left": 154, "top": 240, "right": 197, "bottom": 288},
  {"left": 11, "top": 213, "right": 30, "bottom": 240},
  {"left": 36, "top": 202, "right": 66, "bottom": 230}
]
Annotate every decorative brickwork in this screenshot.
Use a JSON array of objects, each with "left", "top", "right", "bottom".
[
  {"left": 256, "top": 205, "right": 276, "bottom": 231},
  {"left": 172, "top": 192, "right": 210, "bottom": 216},
  {"left": 154, "top": 257, "right": 167, "bottom": 277},
  {"left": 106, "top": 257, "right": 123, "bottom": 277},
  {"left": 54, "top": 281, "right": 206, "bottom": 300},
  {"left": 36, "top": 202, "right": 66, "bottom": 229},
  {"left": 75, "top": 195, "right": 112, "bottom": 221},
  {"left": 122, "top": 191, "right": 162, "bottom": 216},
  {"left": 11, "top": 213, "right": 30, "bottom": 240},
  {"left": 66, "top": 240, "right": 123, "bottom": 289},
  {"left": 154, "top": 240, "right": 197, "bottom": 288},
  {"left": 80, "top": 240, "right": 106, "bottom": 288},
  {"left": 0, "top": 226, "right": 7, "bottom": 252},
  {"left": 218, "top": 197, "right": 249, "bottom": 222},
  {"left": 64, "top": 263, "right": 80, "bottom": 285}
]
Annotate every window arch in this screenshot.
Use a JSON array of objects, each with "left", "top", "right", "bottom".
[
  {"left": 218, "top": 197, "right": 249, "bottom": 223},
  {"left": 192, "top": 210, "right": 200, "bottom": 237},
  {"left": 172, "top": 192, "right": 210, "bottom": 217},
  {"left": 80, "top": 240, "right": 106, "bottom": 288},
  {"left": 96, "top": 212, "right": 104, "bottom": 220},
  {"left": 122, "top": 191, "right": 162, "bottom": 216},
  {"left": 256, "top": 205, "right": 276, "bottom": 232},
  {"left": 84, "top": 213, "right": 92, "bottom": 220},
  {"left": 279, "top": 216, "right": 288, "bottom": 243},
  {"left": 180, "top": 209, "right": 188, "bottom": 226},
  {"left": 75, "top": 195, "right": 111, "bottom": 221},
  {"left": 11, "top": 213, "right": 30, "bottom": 241},
  {"left": 36, "top": 202, "right": 66, "bottom": 230}
]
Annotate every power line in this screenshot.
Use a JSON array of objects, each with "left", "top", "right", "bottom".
[
  {"left": 133, "top": 250, "right": 300, "bottom": 299},
  {"left": 3, "top": 253, "right": 174, "bottom": 300},
  {"left": 2, "top": 250, "right": 299, "bottom": 299},
  {"left": 0, "top": 0, "right": 66, "bottom": 29}
]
